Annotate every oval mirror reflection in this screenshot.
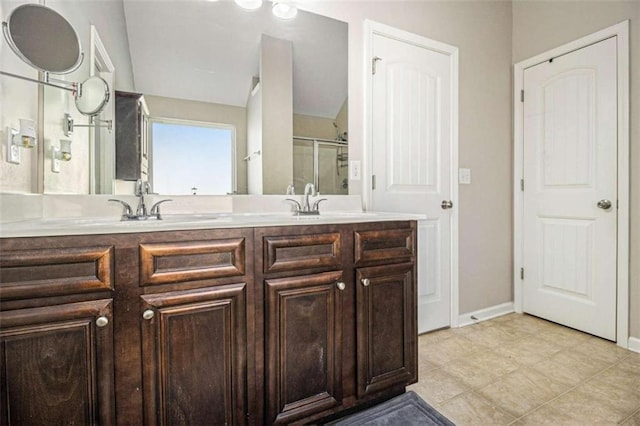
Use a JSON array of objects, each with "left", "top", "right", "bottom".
[
  {"left": 76, "top": 76, "right": 110, "bottom": 116},
  {"left": 2, "top": 4, "right": 83, "bottom": 74}
]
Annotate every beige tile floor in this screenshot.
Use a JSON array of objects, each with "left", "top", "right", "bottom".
[{"left": 408, "top": 313, "right": 640, "bottom": 425}]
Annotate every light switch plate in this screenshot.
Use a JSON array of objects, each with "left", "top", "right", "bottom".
[
  {"left": 350, "top": 160, "right": 361, "bottom": 180},
  {"left": 459, "top": 168, "right": 471, "bottom": 184}
]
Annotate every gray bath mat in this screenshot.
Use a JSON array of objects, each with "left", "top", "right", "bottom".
[{"left": 330, "top": 391, "right": 454, "bottom": 425}]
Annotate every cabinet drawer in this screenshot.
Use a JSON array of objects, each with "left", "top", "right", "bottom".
[
  {"left": 139, "top": 238, "right": 245, "bottom": 286},
  {"left": 263, "top": 233, "right": 341, "bottom": 273},
  {"left": 354, "top": 228, "right": 414, "bottom": 265},
  {"left": 0, "top": 246, "right": 114, "bottom": 300}
]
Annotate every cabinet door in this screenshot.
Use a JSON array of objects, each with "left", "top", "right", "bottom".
[
  {"left": 0, "top": 299, "right": 115, "bottom": 425},
  {"left": 356, "top": 263, "right": 416, "bottom": 398},
  {"left": 265, "top": 271, "right": 345, "bottom": 424},
  {"left": 115, "top": 91, "right": 143, "bottom": 180},
  {"left": 140, "top": 284, "right": 247, "bottom": 425}
]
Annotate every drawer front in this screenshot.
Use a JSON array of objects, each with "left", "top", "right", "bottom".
[
  {"left": 263, "top": 233, "right": 341, "bottom": 274},
  {"left": 0, "top": 246, "right": 114, "bottom": 300},
  {"left": 354, "top": 228, "right": 414, "bottom": 265},
  {"left": 140, "top": 238, "right": 245, "bottom": 286}
]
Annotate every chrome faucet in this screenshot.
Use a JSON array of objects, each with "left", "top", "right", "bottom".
[
  {"left": 109, "top": 179, "right": 173, "bottom": 221},
  {"left": 134, "top": 179, "right": 150, "bottom": 217},
  {"left": 286, "top": 183, "right": 326, "bottom": 216}
]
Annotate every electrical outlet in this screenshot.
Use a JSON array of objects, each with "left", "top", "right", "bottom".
[
  {"left": 51, "top": 146, "right": 61, "bottom": 173},
  {"left": 459, "top": 168, "right": 471, "bottom": 184},
  {"left": 350, "top": 160, "right": 361, "bottom": 180},
  {"left": 6, "top": 128, "right": 20, "bottom": 164}
]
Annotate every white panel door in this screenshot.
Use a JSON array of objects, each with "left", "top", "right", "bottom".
[
  {"left": 371, "top": 33, "right": 454, "bottom": 333},
  {"left": 523, "top": 37, "right": 617, "bottom": 340}
]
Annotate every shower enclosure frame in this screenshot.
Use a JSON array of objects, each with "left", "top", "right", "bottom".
[{"left": 293, "top": 136, "right": 348, "bottom": 194}]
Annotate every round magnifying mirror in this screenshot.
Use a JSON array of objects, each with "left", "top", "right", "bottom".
[
  {"left": 76, "top": 76, "right": 110, "bottom": 116},
  {"left": 2, "top": 4, "right": 83, "bottom": 74}
]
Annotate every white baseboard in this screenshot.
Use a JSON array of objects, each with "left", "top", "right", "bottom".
[
  {"left": 457, "top": 302, "right": 514, "bottom": 328},
  {"left": 628, "top": 337, "right": 640, "bottom": 353}
]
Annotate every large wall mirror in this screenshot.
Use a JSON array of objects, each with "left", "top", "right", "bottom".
[{"left": 9, "top": 0, "right": 347, "bottom": 196}]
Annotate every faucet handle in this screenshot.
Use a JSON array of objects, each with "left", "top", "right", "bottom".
[
  {"left": 108, "top": 199, "right": 133, "bottom": 220},
  {"left": 285, "top": 198, "right": 302, "bottom": 212},
  {"left": 312, "top": 198, "right": 327, "bottom": 211},
  {"left": 150, "top": 199, "right": 172, "bottom": 220},
  {"left": 286, "top": 184, "right": 295, "bottom": 195}
]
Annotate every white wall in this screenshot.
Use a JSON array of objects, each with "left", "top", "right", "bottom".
[
  {"left": 260, "top": 35, "right": 293, "bottom": 194},
  {"left": 512, "top": 0, "right": 640, "bottom": 342},
  {"left": 247, "top": 84, "right": 263, "bottom": 194},
  {"left": 1, "top": 1, "right": 40, "bottom": 193},
  {"left": 301, "top": 1, "right": 514, "bottom": 316}
]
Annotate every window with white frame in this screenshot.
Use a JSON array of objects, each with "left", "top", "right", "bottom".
[{"left": 150, "top": 119, "right": 235, "bottom": 195}]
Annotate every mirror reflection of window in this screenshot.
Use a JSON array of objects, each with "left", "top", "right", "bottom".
[{"left": 150, "top": 121, "right": 235, "bottom": 195}]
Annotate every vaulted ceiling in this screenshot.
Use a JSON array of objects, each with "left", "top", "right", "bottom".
[{"left": 122, "top": 1, "right": 348, "bottom": 118}]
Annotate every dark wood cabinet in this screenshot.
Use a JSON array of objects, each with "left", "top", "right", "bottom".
[
  {"left": 140, "top": 284, "right": 247, "bottom": 425},
  {"left": 0, "top": 240, "right": 116, "bottom": 425},
  {"left": 115, "top": 91, "right": 149, "bottom": 181},
  {"left": 264, "top": 271, "right": 344, "bottom": 424},
  {"left": 0, "top": 220, "right": 416, "bottom": 425},
  {"left": 356, "top": 263, "right": 417, "bottom": 398},
  {"left": 0, "top": 299, "right": 115, "bottom": 425},
  {"left": 257, "top": 221, "right": 416, "bottom": 424}
]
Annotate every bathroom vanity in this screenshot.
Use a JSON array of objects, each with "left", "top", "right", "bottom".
[{"left": 0, "top": 215, "right": 417, "bottom": 425}]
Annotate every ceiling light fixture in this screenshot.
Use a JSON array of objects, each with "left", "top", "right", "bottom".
[
  {"left": 234, "top": 0, "right": 262, "bottom": 10},
  {"left": 272, "top": 2, "right": 297, "bottom": 20}
]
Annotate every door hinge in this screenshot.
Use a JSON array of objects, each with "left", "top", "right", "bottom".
[
  {"left": 520, "top": 179, "right": 524, "bottom": 191},
  {"left": 371, "top": 175, "right": 376, "bottom": 190},
  {"left": 520, "top": 268, "right": 524, "bottom": 280},
  {"left": 520, "top": 90, "right": 524, "bottom": 103},
  {"left": 372, "top": 56, "right": 382, "bottom": 75}
]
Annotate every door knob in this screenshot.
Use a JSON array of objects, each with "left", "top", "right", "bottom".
[
  {"left": 361, "top": 278, "right": 370, "bottom": 287},
  {"left": 441, "top": 200, "right": 453, "bottom": 209},
  {"left": 597, "top": 199, "right": 612, "bottom": 210},
  {"left": 336, "top": 281, "right": 346, "bottom": 291},
  {"left": 142, "top": 309, "right": 155, "bottom": 320}
]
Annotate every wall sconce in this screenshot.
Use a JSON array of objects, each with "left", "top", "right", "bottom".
[
  {"left": 51, "top": 139, "right": 72, "bottom": 173},
  {"left": 5, "top": 118, "right": 36, "bottom": 164}
]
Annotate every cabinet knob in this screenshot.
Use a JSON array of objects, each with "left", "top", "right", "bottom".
[
  {"left": 95, "top": 316, "right": 109, "bottom": 327},
  {"left": 336, "top": 281, "right": 346, "bottom": 291},
  {"left": 361, "top": 278, "right": 370, "bottom": 287},
  {"left": 142, "top": 309, "right": 155, "bottom": 320}
]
